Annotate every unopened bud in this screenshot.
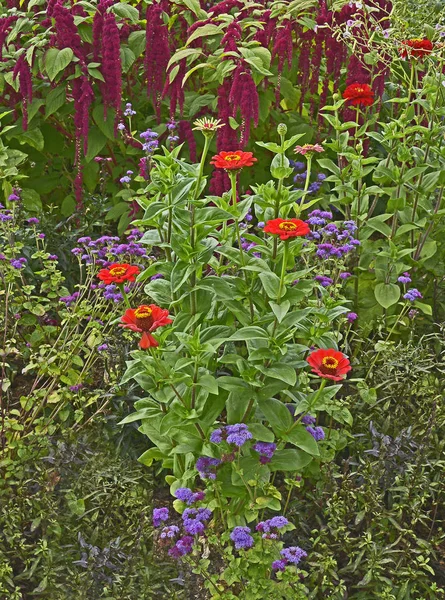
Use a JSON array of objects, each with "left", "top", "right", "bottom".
[{"left": 277, "top": 123, "right": 287, "bottom": 136}]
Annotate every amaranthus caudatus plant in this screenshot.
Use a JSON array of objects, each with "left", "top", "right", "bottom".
[{"left": 114, "top": 122, "right": 362, "bottom": 594}]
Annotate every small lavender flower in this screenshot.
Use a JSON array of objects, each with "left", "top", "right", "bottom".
[
  {"left": 168, "top": 535, "right": 194, "bottom": 557},
  {"left": 69, "top": 384, "right": 83, "bottom": 393},
  {"left": 0, "top": 214, "right": 13, "bottom": 222},
  {"left": 257, "top": 221, "right": 265, "bottom": 228},
  {"left": 306, "top": 426, "right": 325, "bottom": 441},
  {"left": 151, "top": 273, "right": 164, "bottom": 281},
  {"left": 48, "top": 254, "right": 58, "bottom": 261},
  {"left": 160, "top": 525, "right": 179, "bottom": 539},
  {"left": 120, "top": 175, "right": 131, "bottom": 184},
  {"left": 226, "top": 424, "right": 253, "bottom": 447},
  {"left": 317, "top": 173, "right": 326, "bottom": 181},
  {"left": 403, "top": 288, "right": 422, "bottom": 302},
  {"left": 97, "top": 343, "right": 108, "bottom": 352},
  {"left": 340, "top": 272, "right": 352, "bottom": 279},
  {"left": 253, "top": 442, "right": 276, "bottom": 464},
  {"left": 280, "top": 546, "right": 307, "bottom": 565},
  {"left": 38, "top": 233, "right": 45, "bottom": 239},
  {"left": 230, "top": 526, "right": 254, "bottom": 550},
  {"left": 117, "top": 122, "right": 126, "bottom": 131},
  {"left": 269, "top": 516, "right": 289, "bottom": 529},
  {"left": 397, "top": 272, "right": 411, "bottom": 284},
  {"left": 27, "top": 217, "right": 40, "bottom": 224},
  {"left": 347, "top": 312, "right": 358, "bottom": 323},
  {"left": 153, "top": 507, "right": 169, "bottom": 527},
  {"left": 71, "top": 248, "right": 82, "bottom": 256},
  {"left": 175, "top": 488, "right": 194, "bottom": 503},
  {"left": 301, "top": 414, "right": 316, "bottom": 425},
  {"left": 210, "top": 428, "right": 223, "bottom": 443},
  {"left": 408, "top": 309, "right": 419, "bottom": 319},
  {"left": 315, "top": 275, "right": 333, "bottom": 287},
  {"left": 196, "top": 456, "right": 221, "bottom": 480},
  {"left": 272, "top": 559, "right": 287, "bottom": 571},
  {"left": 8, "top": 192, "right": 20, "bottom": 202},
  {"left": 10, "top": 258, "right": 27, "bottom": 269},
  {"left": 123, "top": 102, "right": 136, "bottom": 116}
]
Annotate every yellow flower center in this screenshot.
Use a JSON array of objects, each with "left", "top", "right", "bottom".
[
  {"left": 322, "top": 356, "right": 339, "bottom": 370},
  {"left": 224, "top": 154, "right": 241, "bottom": 162},
  {"left": 109, "top": 266, "right": 127, "bottom": 277},
  {"left": 134, "top": 306, "right": 153, "bottom": 319},
  {"left": 278, "top": 221, "right": 298, "bottom": 231}
]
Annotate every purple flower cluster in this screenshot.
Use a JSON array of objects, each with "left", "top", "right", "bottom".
[
  {"left": 69, "top": 384, "right": 83, "bottom": 393},
  {"left": 8, "top": 189, "right": 21, "bottom": 202},
  {"left": 97, "top": 343, "right": 108, "bottom": 352},
  {"left": 301, "top": 414, "right": 316, "bottom": 425},
  {"left": 120, "top": 170, "right": 133, "bottom": 184},
  {"left": 307, "top": 209, "right": 332, "bottom": 226},
  {"left": 123, "top": 102, "right": 136, "bottom": 117},
  {"left": 182, "top": 507, "right": 212, "bottom": 535},
  {"left": 10, "top": 257, "right": 27, "bottom": 270},
  {"left": 0, "top": 212, "right": 13, "bottom": 222},
  {"left": 160, "top": 525, "right": 179, "bottom": 539},
  {"left": 168, "top": 535, "right": 194, "bottom": 558},
  {"left": 315, "top": 274, "right": 333, "bottom": 288},
  {"left": 196, "top": 456, "right": 221, "bottom": 480},
  {"left": 230, "top": 526, "right": 254, "bottom": 550},
  {"left": 210, "top": 423, "right": 253, "bottom": 447},
  {"left": 398, "top": 272, "right": 412, "bottom": 284},
  {"left": 280, "top": 546, "right": 307, "bottom": 565},
  {"left": 60, "top": 291, "right": 80, "bottom": 307},
  {"left": 174, "top": 487, "right": 205, "bottom": 505},
  {"left": 347, "top": 312, "right": 358, "bottom": 323},
  {"left": 101, "top": 283, "right": 123, "bottom": 303},
  {"left": 403, "top": 288, "right": 422, "bottom": 302},
  {"left": 74, "top": 233, "right": 148, "bottom": 267},
  {"left": 27, "top": 217, "right": 40, "bottom": 225},
  {"left": 306, "top": 426, "right": 325, "bottom": 441},
  {"left": 140, "top": 129, "right": 159, "bottom": 153},
  {"left": 153, "top": 507, "right": 169, "bottom": 527},
  {"left": 253, "top": 442, "right": 277, "bottom": 464},
  {"left": 310, "top": 215, "right": 359, "bottom": 260},
  {"left": 256, "top": 516, "right": 289, "bottom": 539}
]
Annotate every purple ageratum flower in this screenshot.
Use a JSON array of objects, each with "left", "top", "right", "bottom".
[
  {"left": 117, "top": 122, "right": 126, "bottom": 131},
  {"left": 168, "top": 135, "right": 179, "bottom": 142},
  {"left": 210, "top": 428, "right": 223, "bottom": 444},
  {"left": 38, "top": 233, "right": 45, "bottom": 239},
  {"left": 257, "top": 221, "right": 265, "bottom": 228},
  {"left": 103, "top": 284, "right": 123, "bottom": 303},
  {"left": 168, "top": 535, "right": 194, "bottom": 558},
  {"left": 301, "top": 414, "right": 316, "bottom": 425},
  {"left": 269, "top": 516, "right": 289, "bottom": 529},
  {"left": 60, "top": 292, "right": 80, "bottom": 307},
  {"left": 347, "top": 312, "right": 358, "bottom": 323},
  {"left": 182, "top": 507, "right": 212, "bottom": 535},
  {"left": 10, "top": 258, "right": 27, "bottom": 269},
  {"left": 306, "top": 426, "right": 325, "bottom": 441},
  {"left": 123, "top": 102, "right": 136, "bottom": 116},
  {"left": 253, "top": 442, "right": 276, "bottom": 464},
  {"left": 69, "top": 384, "right": 83, "bottom": 393},
  {"left": 408, "top": 309, "right": 419, "bottom": 319},
  {"left": 196, "top": 456, "right": 221, "bottom": 480},
  {"left": 120, "top": 175, "right": 131, "bottom": 184},
  {"left": 160, "top": 525, "right": 179, "bottom": 539},
  {"left": 230, "top": 526, "right": 254, "bottom": 550},
  {"left": 317, "top": 173, "right": 327, "bottom": 181},
  {"left": 151, "top": 273, "right": 164, "bottom": 281},
  {"left": 403, "top": 288, "right": 423, "bottom": 302},
  {"left": 272, "top": 559, "right": 287, "bottom": 571},
  {"left": 315, "top": 275, "right": 333, "bottom": 288},
  {"left": 97, "top": 343, "right": 108, "bottom": 352},
  {"left": 226, "top": 424, "right": 253, "bottom": 447},
  {"left": 280, "top": 546, "right": 307, "bottom": 565},
  {"left": 397, "top": 272, "right": 412, "bottom": 284},
  {"left": 183, "top": 518, "right": 205, "bottom": 535},
  {"left": 340, "top": 272, "right": 352, "bottom": 280},
  {"left": 0, "top": 214, "right": 13, "bottom": 222},
  {"left": 140, "top": 129, "right": 159, "bottom": 141},
  {"left": 290, "top": 160, "right": 305, "bottom": 171},
  {"left": 142, "top": 140, "right": 159, "bottom": 153},
  {"left": 71, "top": 247, "right": 82, "bottom": 256},
  {"left": 153, "top": 507, "right": 169, "bottom": 527},
  {"left": 77, "top": 237, "right": 91, "bottom": 244},
  {"left": 48, "top": 254, "right": 58, "bottom": 261},
  {"left": 8, "top": 192, "right": 20, "bottom": 202},
  {"left": 343, "top": 220, "right": 357, "bottom": 233},
  {"left": 175, "top": 488, "right": 194, "bottom": 504},
  {"left": 26, "top": 217, "right": 40, "bottom": 225}
]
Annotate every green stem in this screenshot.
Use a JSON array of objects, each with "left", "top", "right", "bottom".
[
  {"left": 287, "top": 379, "right": 327, "bottom": 434},
  {"left": 277, "top": 242, "right": 289, "bottom": 304}
]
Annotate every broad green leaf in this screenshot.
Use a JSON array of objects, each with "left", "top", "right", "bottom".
[
  {"left": 45, "top": 47, "right": 74, "bottom": 81},
  {"left": 259, "top": 398, "right": 293, "bottom": 434},
  {"left": 270, "top": 449, "right": 313, "bottom": 472},
  {"left": 374, "top": 283, "right": 400, "bottom": 309},
  {"left": 229, "top": 326, "right": 268, "bottom": 341}
]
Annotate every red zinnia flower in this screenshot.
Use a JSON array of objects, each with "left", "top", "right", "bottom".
[
  {"left": 120, "top": 304, "right": 172, "bottom": 349},
  {"left": 97, "top": 263, "right": 140, "bottom": 285},
  {"left": 400, "top": 38, "right": 433, "bottom": 59},
  {"left": 342, "top": 83, "right": 374, "bottom": 107},
  {"left": 263, "top": 218, "right": 310, "bottom": 241},
  {"left": 306, "top": 348, "right": 351, "bottom": 382},
  {"left": 210, "top": 151, "right": 257, "bottom": 170}
]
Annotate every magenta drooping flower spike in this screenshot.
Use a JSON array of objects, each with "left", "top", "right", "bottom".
[{"left": 145, "top": 1, "right": 171, "bottom": 119}]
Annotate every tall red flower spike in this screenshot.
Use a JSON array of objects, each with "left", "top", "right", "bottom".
[
  {"left": 307, "top": 348, "right": 351, "bottom": 381},
  {"left": 120, "top": 304, "right": 173, "bottom": 349},
  {"left": 263, "top": 218, "right": 310, "bottom": 241}
]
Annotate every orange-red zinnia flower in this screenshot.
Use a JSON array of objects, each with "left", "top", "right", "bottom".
[
  {"left": 97, "top": 263, "right": 140, "bottom": 285},
  {"left": 342, "top": 83, "right": 374, "bottom": 107},
  {"left": 400, "top": 38, "right": 433, "bottom": 59},
  {"left": 120, "top": 304, "right": 172, "bottom": 349},
  {"left": 307, "top": 348, "right": 351, "bottom": 382},
  {"left": 263, "top": 218, "right": 310, "bottom": 241},
  {"left": 210, "top": 150, "right": 257, "bottom": 170}
]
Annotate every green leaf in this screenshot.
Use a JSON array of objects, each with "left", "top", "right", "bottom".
[
  {"left": 259, "top": 398, "right": 293, "bottom": 435},
  {"left": 374, "top": 283, "right": 400, "bottom": 309},
  {"left": 45, "top": 47, "right": 74, "bottom": 81},
  {"left": 85, "top": 127, "right": 107, "bottom": 162},
  {"left": 120, "top": 46, "right": 136, "bottom": 73},
  {"left": 229, "top": 326, "right": 268, "bottom": 341},
  {"left": 248, "top": 423, "right": 275, "bottom": 443},
  {"left": 414, "top": 301, "right": 432, "bottom": 316},
  {"left": 21, "top": 188, "right": 42, "bottom": 212},
  {"left": 186, "top": 24, "right": 222, "bottom": 46},
  {"left": 45, "top": 86, "right": 66, "bottom": 118},
  {"left": 259, "top": 272, "right": 282, "bottom": 299},
  {"left": 256, "top": 363, "right": 296, "bottom": 386},
  {"left": 283, "top": 426, "right": 320, "bottom": 456},
  {"left": 269, "top": 449, "right": 313, "bottom": 472},
  {"left": 128, "top": 30, "right": 146, "bottom": 56},
  {"left": 111, "top": 3, "right": 140, "bottom": 23}
]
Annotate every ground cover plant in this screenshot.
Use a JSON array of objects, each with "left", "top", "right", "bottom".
[{"left": 1, "top": 0, "right": 445, "bottom": 598}]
